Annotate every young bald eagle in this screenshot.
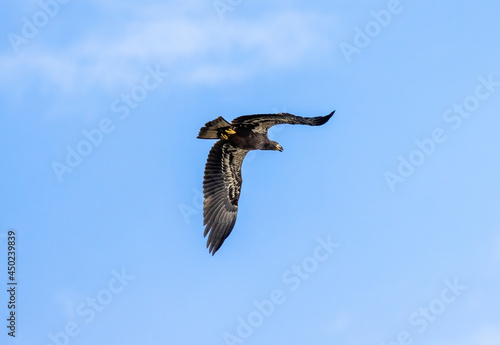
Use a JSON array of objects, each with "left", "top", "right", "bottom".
[{"left": 198, "top": 111, "right": 335, "bottom": 255}]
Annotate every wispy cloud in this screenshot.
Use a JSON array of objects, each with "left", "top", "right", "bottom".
[
  {"left": 439, "top": 327, "right": 500, "bottom": 345},
  {"left": 1, "top": 3, "right": 337, "bottom": 97},
  {"left": 474, "top": 327, "right": 500, "bottom": 345}
]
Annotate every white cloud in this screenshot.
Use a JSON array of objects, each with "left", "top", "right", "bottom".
[
  {"left": 53, "top": 288, "right": 81, "bottom": 319},
  {"left": 455, "top": 327, "right": 500, "bottom": 345},
  {"left": 426, "top": 326, "right": 500, "bottom": 345},
  {"left": 326, "top": 313, "right": 352, "bottom": 332},
  {"left": 1, "top": 2, "right": 337, "bottom": 96},
  {"left": 474, "top": 327, "right": 500, "bottom": 345}
]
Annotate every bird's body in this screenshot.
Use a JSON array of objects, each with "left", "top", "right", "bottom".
[
  {"left": 198, "top": 111, "right": 335, "bottom": 254},
  {"left": 227, "top": 127, "right": 265, "bottom": 150}
]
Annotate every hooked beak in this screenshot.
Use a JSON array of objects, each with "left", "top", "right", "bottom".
[{"left": 276, "top": 144, "right": 283, "bottom": 152}]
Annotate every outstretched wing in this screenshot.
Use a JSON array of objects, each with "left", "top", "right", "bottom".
[
  {"left": 203, "top": 140, "right": 249, "bottom": 255},
  {"left": 231, "top": 111, "right": 335, "bottom": 134}
]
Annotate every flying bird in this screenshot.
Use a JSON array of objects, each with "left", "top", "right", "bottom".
[{"left": 198, "top": 111, "right": 335, "bottom": 254}]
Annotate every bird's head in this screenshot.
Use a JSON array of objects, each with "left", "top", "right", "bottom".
[{"left": 261, "top": 140, "right": 283, "bottom": 152}]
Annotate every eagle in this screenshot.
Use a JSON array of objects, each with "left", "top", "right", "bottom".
[{"left": 197, "top": 111, "right": 335, "bottom": 254}]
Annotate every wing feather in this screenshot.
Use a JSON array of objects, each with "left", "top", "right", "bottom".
[
  {"left": 202, "top": 140, "right": 249, "bottom": 255},
  {"left": 231, "top": 111, "right": 334, "bottom": 133}
]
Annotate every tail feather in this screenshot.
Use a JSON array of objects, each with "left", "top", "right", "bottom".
[{"left": 198, "top": 116, "right": 231, "bottom": 139}]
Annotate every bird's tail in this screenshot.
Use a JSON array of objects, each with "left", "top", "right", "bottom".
[{"left": 197, "top": 116, "right": 231, "bottom": 139}]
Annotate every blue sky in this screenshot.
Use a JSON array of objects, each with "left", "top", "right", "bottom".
[{"left": 1, "top": 0, "right": 500, "bottom": 344}]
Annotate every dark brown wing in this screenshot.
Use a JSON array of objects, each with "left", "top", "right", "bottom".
[
  {"left": 203, "top": 140, "right": 249, "bottom": 255},
  {"left": 231, "top": 111, "right": 335, "bottom": 134}
]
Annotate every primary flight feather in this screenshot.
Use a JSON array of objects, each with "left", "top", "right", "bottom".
[{"left": 198, "top": 111, "right": 335, "bottom": 255}]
